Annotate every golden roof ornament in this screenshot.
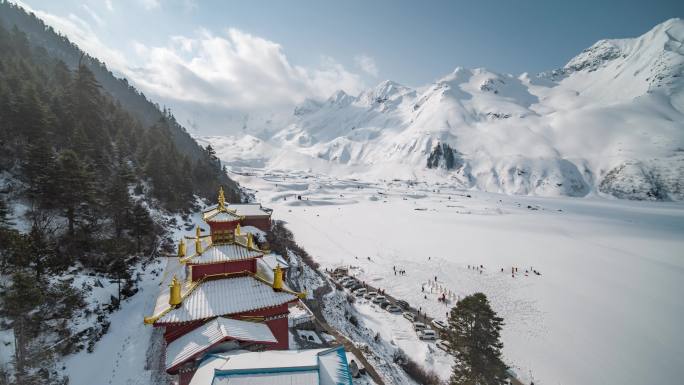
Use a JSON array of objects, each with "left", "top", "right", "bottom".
[
  {"left": 169, "top": 275, "right": 182, "bottom": 306},
  {"left": 195, "top": 226, "right": 203, "bottom": 255},
  {"left": 177, "top": 238, "right": 186, "bottom": 258},
  {"left": 235, "top": 223, "right": 241, "bottom": 236},
  {"left": 218, "top": 186, "right": 225, "bottom": 211},
  {"left": 247, "top": 233, "right": 254, "bottom": 249},
  {"left": 272, "top": 264, "right": 283, "bottom": 291}
]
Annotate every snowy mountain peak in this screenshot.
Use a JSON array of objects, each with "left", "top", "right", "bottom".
[
  {"left": 294, "top": 98, "right": 323, "bottom": 116},
  {"left": 358, "top": 79, "right": 414, "bottom": 106},
  {"left": 326, "top": 89, "right": 355, "bottom": 107},
  {"left": 211, "top": 20, "right": 684, "bottom": 202},
  {"left": 553, "top": 18, "right": 683, "bottom": 98}
]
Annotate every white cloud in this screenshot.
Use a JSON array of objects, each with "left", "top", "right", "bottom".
[
  {"left": 126, "top": 28, "right": 366, "bottom": 111},
  {"left": 82, "top": 4, "right": 104, "bottom": 26},
  {"left": 354, "top": 54, "right": 379, "bottom": 77},
  {"left": 16, "top": 1, "right": 127, "bottom": 70},
  {"left": 14, "top": 2, "right": 367, "bottom": 133},
  {"left": 139, "top": 0, "right": 160, "bottom": 10},
  {"left": 104, "top": 0, "right": 114, "bottom": 11}
]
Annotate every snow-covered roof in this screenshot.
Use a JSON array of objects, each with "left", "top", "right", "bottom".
[
  {"left": 184, "top": 235, "right": 212, "bottom": 259},
  {"left": 202, "top": 208, "right": 242, "bottom": 223},
  {"left": 186, "top": 243, "right": 263, "bottom": 265},
  {"left": 156, "top": 276, "right": 298, "bottom": 324},
  {"left": 261, "top": 253, "right": 289, "bottom": 270},
  {"left": 229, "top": 203, "right": 272, "bottom": 217},
  {"left": 213, "top": 371, "right": 318, "bottom": 385},
  {"left": 204, "top": 203, "right": 272, "bottom": 218},
  {"left": 165, "top": 317, "right": 277, "bottom": 371},
  {"left": 188, "top": 346, "right": 352, "bottom": 385}
]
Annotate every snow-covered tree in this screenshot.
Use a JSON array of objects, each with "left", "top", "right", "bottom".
[{"left": 447, "top": 293, "right": 508, "bottom": 385}]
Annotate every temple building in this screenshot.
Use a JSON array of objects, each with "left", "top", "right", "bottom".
[
  {"left": 188, "top": 346, "right": 353, "bottom": 385},
  {"left": 202, "top": 187, "right": 272, "bottom": 233},
  {"left": 144, "top": 188, "right": 312, "bottom": 385}
]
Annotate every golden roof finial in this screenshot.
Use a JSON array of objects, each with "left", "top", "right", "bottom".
[
  {"left": 235, "top": 223, "right": 241, "bottom": 236},
  {"left": 218, "top": 186, "right": 225, "bottom": 211},
  {"left": 169, "top": 275, "right": 182, "bottom": 306},
  {"left": 247, "top": 233, "right": 254, "bottom": 249},
  {"left": 272, "top": 264, "right": 283, "bottom": 291},
  {"left": 195, "top": 226, "right": 203, "bottom": 255},
  {"left": 177, "top": 238, "right": 186, "bottom": 258}
]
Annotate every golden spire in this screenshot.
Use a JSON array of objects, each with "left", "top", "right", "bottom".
[
  {"left": 177, "top": 238, "right": 186, "bottom": 258},
  {"left": 195, "top": 226, "right": 203, "bottom": 255},
  {"left": 169, "top": 275, "right": 182, "bottom": 306},
  {"left": 272, "top": 264, "right": 283, "bottom": 291},
  {"left": 218, "top": 186, "right": 225, "bottom": 211},
  {"left": 235, "top": 223, "right": 241, "bottom": 236},
  {"left": 247, "top": 233, "right": 254, "bottom": 249}
]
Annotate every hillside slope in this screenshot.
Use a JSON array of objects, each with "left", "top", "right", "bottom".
[
  {"left": 216, "top": 19, "right": 684, "bottom": 201},
  {"left": 0, "top": 1, "right": 241, "bottom": 202}
]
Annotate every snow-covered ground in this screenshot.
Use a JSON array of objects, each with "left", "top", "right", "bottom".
[
  {"left": 232, "top": 169, "right": 684, "bottom": 385},
  {"left": 60, "top": 259, "right": 165, "bottom": 385}
]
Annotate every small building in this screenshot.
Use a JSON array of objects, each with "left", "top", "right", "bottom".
[
  {"left": 201, "top": 187, "right": 272, "bottom": 233},
  {"left": 188, "top": 346, "right": 353, "bottom": 385},
  {"left": 228, "top": 203, "right": 272, "bottom": 231}
]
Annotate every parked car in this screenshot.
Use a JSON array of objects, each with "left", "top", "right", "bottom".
[
  {"left": 431, "top": 319, "right": 448, "bottom": 331},
  {"left": 395, "top": 300, "right": 410, "bottom": 310},
  {"left": 418, "top": 329, "right": 437, "bottom": 340},
  {"left": 413, "top": 322, "right": 427, "bottom": 331},
  {"left": 372, "top": 295, "right": 387, "bottom": 304},
  {"left": 379, "top": 301, "right": 392, "bottom": 309},
  {"left": 348, "top": 283, "right": 363, "bottom": 291},
  {"left": 353, "top": 288, "right": 367, "bottom": 296},
  {"left": 363, "top": 291, "right": 378, "bottom": 299},
  {"left": 436, "top": 339, "right": 451, "bottom": 352},
  {"left": 338, "top": 276, "right": 353, "bottom": 284},
  {"left": 403, "top": 312, "right": 416, "bottom": 322},
  {"left": 385, "top": 305, "right": 402, "bottom": 313},
  {"left": 342, "top": 280, "right": 358, "bottom": 288}
]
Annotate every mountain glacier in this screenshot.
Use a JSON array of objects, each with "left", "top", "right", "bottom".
[{"left": 203, "top": 18, "right": 684, "bottom": 201}]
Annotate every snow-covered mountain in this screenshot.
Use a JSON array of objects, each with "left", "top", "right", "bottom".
[{"left": 206, "top": 18, "right": 684, "bottom": 201}]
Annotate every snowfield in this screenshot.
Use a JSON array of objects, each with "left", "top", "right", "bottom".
[{"left": 232, "top": 169, "right": 684, "bottom": 385}]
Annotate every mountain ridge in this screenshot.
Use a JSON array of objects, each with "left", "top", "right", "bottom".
[{"left": 210, "top": 18, "right": 683, "bottom": 201}]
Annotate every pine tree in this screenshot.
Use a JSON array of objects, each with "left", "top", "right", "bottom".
[
  {"left": 107, "top": 166, "right": 133, "bottom": 238},
  {"left": 55, "top": 150, "right": 94, "bottom": 235},
  {"left": 0, "top": 195, "right": 11, "bottom": 228},
  {"left": 71, "top": 64, "right": 102, "bottom": 131},
  {"left": 25, "top": 223, "right": 56, "bottom": 279},
  {"left": 0, "top": 272, "right": 44, "bottom": 377},
  {"left": 447, "top": 293, "right": 508, "bottom": 385},
  {"left": 129, "top": 202, "right": 152, "bottom": 253},
  {"left": 22, "top": 139, "right": 56, "bottom": 208},
  {"left": 206, "top": 144, "right": 217, "bottom": 162},
  {"left": 109, "top": 257, "right": 129, "bottom": 307},
  {"left": 16, "top": 85, "right": 49, "bottom": 140}
]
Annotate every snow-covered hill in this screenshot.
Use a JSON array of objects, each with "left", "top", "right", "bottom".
[{"left": 205, "top": 18, "right": 684, "bottom": 201}]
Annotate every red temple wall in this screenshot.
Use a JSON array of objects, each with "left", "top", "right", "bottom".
[
  {"left": 208, "top": 220, "right": 239, "bottom": 233},
  {"left": 240, "top": 217, "right": 271, "bottom": 231},
  {"left": 189, "top": 259, "right": 257, "bottom": 281},
  {"left": 265, "top": 316, "right": 289, "bottom": 350},
  {"left": 161, "top": 303, "right": 291, "bottom": 344}
]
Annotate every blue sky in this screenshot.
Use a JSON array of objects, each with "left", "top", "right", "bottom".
[{"left": 15, "top": 0, "right": 683, "bottom": 133}]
